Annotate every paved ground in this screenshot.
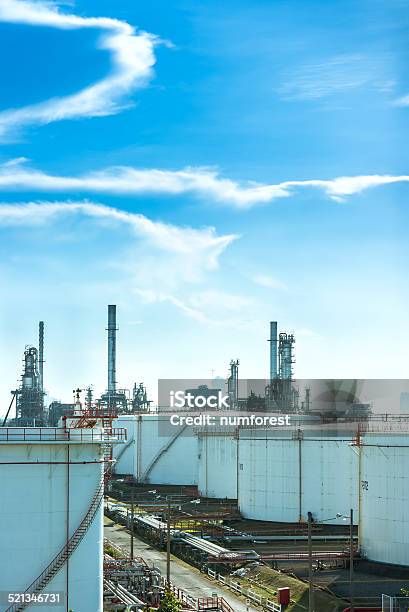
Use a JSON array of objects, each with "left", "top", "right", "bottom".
[{"left": 104, "top": 518, "right": 258, "bottom": 612}]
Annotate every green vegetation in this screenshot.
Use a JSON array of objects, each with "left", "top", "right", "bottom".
[
  {"left": 158, "top": 591, "right": 182, "bottom": 612},
  {"left": 104, "top": 543, "right": 122, "bottom": 559},
  {"left": 229, "top": 566, "right": 348, "bottom": 612}
]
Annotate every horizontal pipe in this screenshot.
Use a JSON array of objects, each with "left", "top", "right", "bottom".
[{"left": 0, "top": 459, "right": 109, "bottom": 465}]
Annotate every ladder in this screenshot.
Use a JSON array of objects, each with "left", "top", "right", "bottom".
[{"left": 5, "top": 473, "right": 105, "bottom": 612}]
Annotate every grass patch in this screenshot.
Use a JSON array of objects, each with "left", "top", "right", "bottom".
[{"left": 231, "top": 566, "right": 348, "bottom": 612}]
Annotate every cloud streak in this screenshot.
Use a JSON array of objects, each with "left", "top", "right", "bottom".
[
  {"left": 394, "top": 93, "right": 409, "bottom": 107},
  {"left": 0, "top": 0, "right": 158, "bottom": 140},
  {"left": 0, "top": 199, "right": 237, "bottom": 268},
  {"left": 0, "top": 158, "right": 408, "bottom": 208},
  {"left": 278, "top": 54, "right": 395, "bottom": 102}
]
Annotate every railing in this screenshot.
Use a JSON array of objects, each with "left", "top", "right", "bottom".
[
  {"left": 382, "top": 594, "right": 409, "bottom": 611},
  {"left": 207, "top": 569, "right": 282, "bottom": 611},
  {"left": 0, "top": 427, "right": 126, "bottom": 442},
  {"left": 163, "top": 580, "right": 197, "bottom": 609},
  {"left": 197, "top": 597, "right": 234, "bottom": 612}
]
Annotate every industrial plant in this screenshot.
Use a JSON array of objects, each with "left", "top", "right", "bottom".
[{"left": 1, "top": 305, "right": 409, "bottom": 612}]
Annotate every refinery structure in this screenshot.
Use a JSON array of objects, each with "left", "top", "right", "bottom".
[{"left": 1, "top": 305, "right": 409, "bottom": 611}]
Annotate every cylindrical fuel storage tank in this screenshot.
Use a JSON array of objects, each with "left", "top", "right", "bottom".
[
  {"left": 238, "top": 426, "right": 358, "bottom": 524},
  {"left": 113, "top": 415, "right": 137, "bottom": 475},
  {"left": 359, "top": 432, "right": 409, "bottom": 566},
  {"left": 198, "top": 430, "right": 238, "bottom": 499},
  {"left": 0, "top": 427, "right": 106, "bottom": 612},
  {"left": 114, "top": 414, "right": 199, "bottom": 485},
  {"left": 238, "top": 428, "right": 299, "bottom": 522}
]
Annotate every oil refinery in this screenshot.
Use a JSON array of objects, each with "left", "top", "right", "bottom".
[{"left": 1, "top": 305, "right": 409, "bottom": 612}]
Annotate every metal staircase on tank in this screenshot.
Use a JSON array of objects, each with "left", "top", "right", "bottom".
[
  {"left": 5, "top": 406, "right": 116, "bottom": 612},
  {"left": 139, "top": 424, "right": 187, "bottom": 482},
  {"left": 5, "top": 473, "right": 105, "bottom": 612},
  {"left": 114, "top": 437, "right": 135, "bottom": 469}
]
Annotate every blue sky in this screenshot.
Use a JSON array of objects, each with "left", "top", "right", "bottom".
[{"left": 0, "top": 0, "right": 408, "bottom": 411}]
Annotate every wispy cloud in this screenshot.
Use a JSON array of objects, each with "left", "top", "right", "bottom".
[
  {"left": 394, "top": 92, "right": 409, "bottom": 107},
  {"left": 253, "top": 274, "right": 287, "bottom": 290},
  {"left": 0, "top": 0, "right": 159, "bottom": 140},
  {"left": 0, "top": 200, "right": 237, "bottom": 268},
  {"left": 135, "top": 288, "right": 256, "bottom": 327},
  {"left": 1, "top": 158, "right": 408, "bottom": 208},
  {"left": 278, "top": 54, "right": 395, "bottom": 102}
]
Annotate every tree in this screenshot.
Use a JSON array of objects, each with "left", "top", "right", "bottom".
[{"left": 158, "top": 591, "right": 182, "bottom": 612}]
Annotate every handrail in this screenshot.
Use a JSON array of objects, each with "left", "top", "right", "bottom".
[
  {"left": 197, "top": 597, "right": 234, "bottom": 612},
  {"left": 0, "top": 427, "right": 126, "bottom": 442}
]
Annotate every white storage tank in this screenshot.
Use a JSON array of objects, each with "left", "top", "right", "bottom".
[
  {"left": 198, "top": 430, "right": 238, "bottom": 499},
  {"left": 359, "top": 431, "right": 409, "bottom": 566},
  {"left": 113, "top": 414, "right": 199, "bottom": 485},
  {"left": 238, "top": 429, "right": 299, "bottom": 522},
  {"left": 0, "top": 426, "right": 120, "bottom": 612},
  {"left": 112, "top": 415, "right": 138, "bottom": 475},
  {"left": 238, "top": 427, "right": 358, "bottom": 524}
]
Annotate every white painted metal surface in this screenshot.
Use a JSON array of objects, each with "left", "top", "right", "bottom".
[
  {"left": 238, "top": 428, "right": 358, "bottom": 524},
  {"left": 113, "top": 415, "right": 198, "bottom": 485},
  {"left": 112, "top": 415, "right": 137, "bottom": 475},
  {"left": 198, "top": 432, "right": 238, "bottom": 498},
  {"left": 360, "top": 433, "right": 409, "bottom": 566},
  {"left": 0, "top": 430, "right": 104, "bottom": 612}
]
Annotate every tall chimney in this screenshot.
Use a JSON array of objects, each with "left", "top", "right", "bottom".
[
  {"left": 38, "top": 321, "right": 44, "bottom": 393},
  {"left": 269, "top": 321, "right": 278, "bottom": 382},
  {"left": 107, "top": 305, "right": 117, "bottom": 393}
]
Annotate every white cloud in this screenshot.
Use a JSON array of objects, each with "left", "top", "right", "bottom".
[
  {"left": 0, "top": 200, "right": 237, "bottom": 268},
  {"left": 0, "top": 158, "right": 290, "bottom": 207},
  {"left": 253, "top": 274, "right": 287, "bottom": 290},
  {"left": 0, "top": 0, "right": 159, "bottom": 140},
  {"left": 278, "top": 54, "right": 395, "bottom": 101},
  {"left": 394, "top": 93, "right": 409, "bottom": 106},
  {"left": 0, "top": 158, "right": 408, "bottom": 208},
  {"left": 134, "top": 288, "right": 256, "bottom": 327}
]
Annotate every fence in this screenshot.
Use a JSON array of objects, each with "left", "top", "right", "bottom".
[
  {"left": 382, "top": 594, "right": 409, "bottom": 612},
  {"left": 207, "top": 569, "right": 282, "bottom": 611},
  {"left": 0, "top": 427, "right": 126, "bottom": 442}
]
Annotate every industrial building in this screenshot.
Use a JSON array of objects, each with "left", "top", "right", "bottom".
[
  {"left": 3, "top": 301, "right": 408, "bottom": 612},
  {"left": 5, "top": 322, "right": 47, "bottom": 427}
]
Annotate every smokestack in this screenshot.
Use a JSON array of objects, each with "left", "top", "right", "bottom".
[
  {"left": 269, "top": 321, "right": 278, "bottom": 382},
  {"left": 107, "top": 305, "right": 117, "bottom": 393},
  {"left": 38, "top": 321, "right": 44, "bottom": 393}
]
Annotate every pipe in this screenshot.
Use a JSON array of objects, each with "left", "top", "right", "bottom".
[
  {"left": 269, "top": 322, "right": 278, "bottom": 382},
  {"left": 107, "top": 305, "right": 117, "bottom": 393}
]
